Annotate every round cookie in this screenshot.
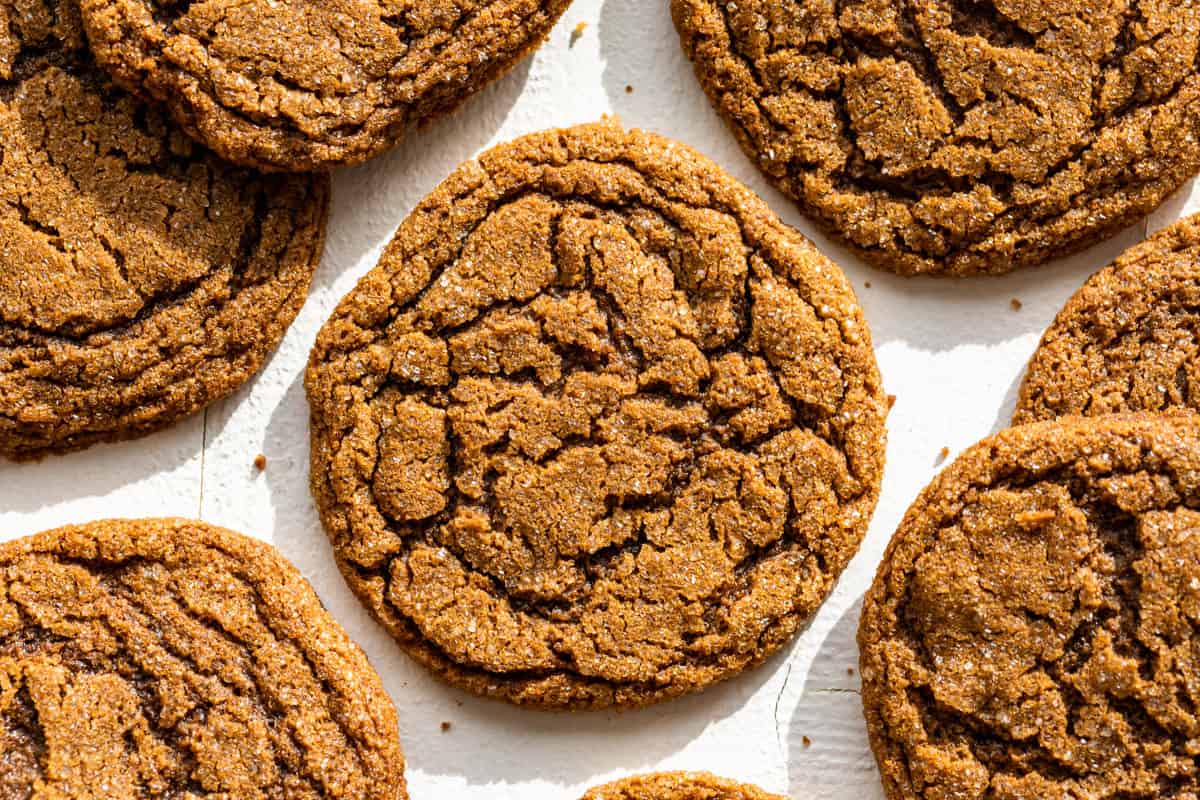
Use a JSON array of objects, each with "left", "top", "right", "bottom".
[
  {"left": 0, "top": 517, "right": 406, "bottom": 799},
  {"left": 579, "top": 773, "right": 784, "bottom": 800},
  {"left": 1015, "top": 213, "right": 1200, "bottom": 424},
  {"left": 79, "top": 0, "right": 574, "bottom": 171},
  {"left": 859, "top": 413, "right": 1200, "bottom": 800},
  {"left": 672, "top": 0, "right": 1200, "bottom": 276},
  {"left": 307, "top": 121, "right": 888, "bottom": 709},
  {"left": 0, "top": 0, "right": 329, "bottom": 460}
]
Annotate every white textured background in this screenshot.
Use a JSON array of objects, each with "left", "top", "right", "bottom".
[{"left": 2, "top": 2, "right": 1197, "bottom": 798}]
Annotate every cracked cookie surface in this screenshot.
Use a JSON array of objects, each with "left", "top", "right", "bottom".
[
  {"left": 79, "top": 0, "right": 573, "bottom": 171},
  {"left": 1015, "top": 213, "right": 1200, "bottom": 424},
  {"left": 0, "top": 517, "right": 406, "bottom": 799},
  {"left": 672, "top": 0, "right": 1200, "bottom": 276},
  {"left": 859, "top": 413, "right": 1200, "bottom": 800},
  {"left": 579, "top": 772, "right": 784, "bottom": 800},
  {"left": 306, "top": 121, "right": 887, "bottom": 709},
  {"left": 0, "top": 0, "right": 328, "bottom": 460}
]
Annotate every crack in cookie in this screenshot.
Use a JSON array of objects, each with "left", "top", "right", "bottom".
[{"left": 307, "top": 121, "right": 888, "bottom": 709}]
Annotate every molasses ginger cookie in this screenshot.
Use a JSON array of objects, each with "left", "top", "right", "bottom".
[
  {"left": 580, "top": 773, "right": 784, "bottom": 800},
  {"left": 859, "top": 413, "right": 1200, "bottom": 800},
  {"left": 0, "top": 0, "right": 328, "bottom": 460},
  {"left": 672, "top": 0, "right": 1200, "bottom": 276},
  {"left": 1015, "top": 213, "right": 1200, "bottom": 424},
  {"left": 0, "top": 518, "right": 406, "bottom": 799},
  {"left": 79, "top": 0, "right": 573, "bottom": 171},
  {"left": 307, "top": 121, "right": 888, "bottom": 709}
]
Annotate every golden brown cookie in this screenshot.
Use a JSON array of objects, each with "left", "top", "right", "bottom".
[
  {"left": 79, "top": 0, "right": 573, "bottom": 171},
  {"left": 579, "top": 772, "right": 784, "bottom": 800},
  {"left": 0, "top": 517, "right": 406, "bottom": 799},
  {"left": 307, "top": 120, "right": 888, "bottom": 710},
  {"left": 1015, "top": 213, "right": 1200, "bottom": 424},
  {"left": 859, "top": 413, "right": 1200, "bottom": 800},
  {"left": 0, "top": 0, "right": 328, "bottom": 460},
  {"left": 672, "top": 0, "right": 1200, "bottom": 276}
]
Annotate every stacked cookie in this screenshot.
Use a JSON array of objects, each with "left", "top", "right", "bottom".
[{"left": 0, "top": 0, "right": 572, "bottom": 459}]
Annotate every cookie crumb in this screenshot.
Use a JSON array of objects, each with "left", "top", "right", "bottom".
[
  {"left": 847, "top": 666, "right": 855, "bottom": 676},
  {"left": 935, "top": 446, "right": 950, "bottom": 465},
  {"left": 570, "top": 21, "right": 587, "bottom": 46},
  {"left": 253, "top": 454, "right": 268, "bottom": 471},
  {"left": 440, "top": 721, "right": 452, "bottom": 733},
  {"left": 864, "top": 281, "right": 872, "bottom": 288},
  {"left": 887, "top": 394, "right": 897, "bottom": 410},
  {"left": 802, "top": 735, "right": 812, "bottom": 748},
  {"left": 625, "top": 85, "right": 634, "bottom": 94},
  {"left": 1010, "top": 298, "right": 1023, "bottom": 311}
]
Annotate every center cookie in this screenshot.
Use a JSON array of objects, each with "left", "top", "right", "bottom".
[
  {"left": 859, "top": 413, "right": 1200, "bottom": 800},
  {"left": 579, "top": 773, "right": 784, "bottom": 800},
  {"left": 0, "top": 0, "right": 329, "bottom": 459},
  {"left": 307, "top": 121, "right": 888, "bottom": 709},
  {"left": 0, "top": 518, "right": 406, "bottom": 799},
  {"left": 672, "top": 0, "right": 1200, "bottom": 276},
  {"left": 79, "top": 0, "right": 574, "bottom": 171}
]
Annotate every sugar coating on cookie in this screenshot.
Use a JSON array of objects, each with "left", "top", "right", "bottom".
[
  {"left": 860, "top": 413, "right": 1200, "bottom": 800},
  {"left": 672, "top": 0, "right": 1200, "bottom": 276},
  {"left": 0, "top": 518, "right": 407, "bottom": 799},
  {"left": 579, "top": 772, "right": 784, "bottom": 800},
  {"left": 0, "top": 0, "right": 328, "bottom": 460},
  {"left": 307, "top": 121, "right": 888, "bottom": 709},
  {"left": 79, "top": 0, "right": 574, "bottom": 171},
  {"left": 1015, "top": 212, "right": 1200, "bottom": 424}
]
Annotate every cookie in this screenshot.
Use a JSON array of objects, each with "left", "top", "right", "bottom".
[
  {"left": 672, "top": 0, "right": 1200, "bottom": 276},
  {"left": 0, "top": 0, "right": 329, "bottom": 460},
  {"left": 0, "top": 517, "right": 406, "bottom": 799},
  {"left": 579, "top": 773, "right": 784, "bottom": 800},
  {"left": 859, "top": 413, "right": 1200, "bottom": 800},
  {"left": 79, "top": 0, "right": 574, "bottom": 171},
  {"left": 1015, "top": 213, "right": 1200, "bottom": 425},
  {"left": 307, "top": 120, "right": 888, "bottom": 709}
]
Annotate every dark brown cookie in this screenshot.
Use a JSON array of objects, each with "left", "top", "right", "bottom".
[
  {"left": 0, "top": 517, "right": 406, "bottom": 799},
  {"left": 78, "top": 0, "right": 573, "bottom": 172},
  {"left": 672, "top": 0, "right": 1200, "bottom": 276},
  {"left": 0, "top": 0, "right": 328, "bottom": 460},
  {"left": 1015, "top": 212, "right": 1200, "bottom": 424},
  {"left": 859, "top": 413, "right": 1200, "bottom": 800},
  {"left": 307, "top": 120, "right": 888, "bottom": 710},
  {"left": 579, "top": 773, "right": 784, "bottom": 800}
]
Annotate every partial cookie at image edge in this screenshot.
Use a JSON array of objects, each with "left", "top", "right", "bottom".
[
  {"left": 0, "top": 517, "right": 407, "bottom": 799},
  {"left": 859, "top": 412, "right": 1200, "bottom": 800},
  {"left": 1014, "top": 211, "right": 1200, "bottom": 424},
  {"left": 78, "top": 0, "right": 575, "bottom": 171},
  {"left": 579, "top": 772, "right": 785, "bottom": 800},
  {"left": 671, "top": 0, "right": 1200, "bottom": 276}
]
